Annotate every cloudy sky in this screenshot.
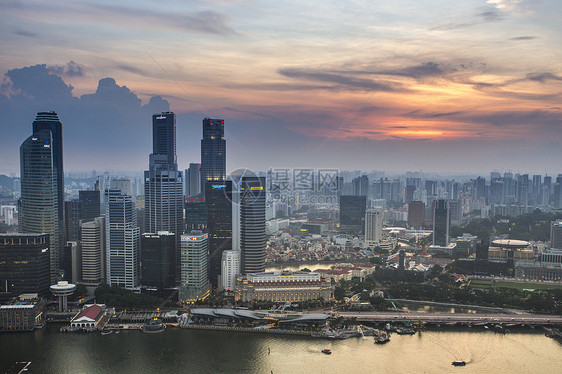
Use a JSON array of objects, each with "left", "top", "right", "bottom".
[{"left": 1, "top": 0, "right": 561, "bottom": 176}]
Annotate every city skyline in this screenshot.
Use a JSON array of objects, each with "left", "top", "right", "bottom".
[{"left": 0, "top": 0, "right": 561, "bottom": 175}]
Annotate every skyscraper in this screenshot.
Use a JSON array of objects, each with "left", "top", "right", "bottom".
[
  {"left": 205, "top": 181, "right": 232, "bottom": 288},
  {"left": 186, "top": 163, "right": 201, "bottom": 197},
  {"left": 433, "top": 199, "right": 450, "bottom": 246},
  {"left": 79, "top": 190, "right": 101, "bottom": 222},
  {"left": 240, "top": 176, "right": 266, "bottom": 274},
  {"left": 141, "top": 231, "right": 176, "bottom": 289},
  {"left": 144, "top": 112, "right": 183, "bottom": 282},
  {"left": 550, "top": 220, "right": 562, "bottom": 250},
  {"left": 105, "top": 189, "right": 140, "bottom": 290},
  {"left": 19, "top": 126, "right": 62, "bottom": 282},
  {"left": 364, "top": 208, "right": 383, "bottom": 248},
  {"left": 180, "top": 231, "right": 210, "bottom": 302},
  {"left": 339, "top": 195, "right": 366, "bottom": 235},
  {"left": 80, "top": 217, "right": 105, "bottom": 287},
  {"left": 407, "top": 201, "right": 425, "bottom": 229},
  {"left": 200, "top": 118, "right": 226, "bottom": 190}
]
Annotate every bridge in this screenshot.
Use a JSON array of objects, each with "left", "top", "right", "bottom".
[{"left": 335, "top": 311, "right": 562, "bottom": 326}]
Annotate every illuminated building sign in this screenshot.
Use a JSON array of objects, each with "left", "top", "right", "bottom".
[
  {"left": 250, "top": 186, "right": 263, "bottom": 190},
  {"left": 212, "top": 184, "right": 227, "bottom": 189},
  {"left": 156, "top": 116, "right": 166, "bottom": 120}
]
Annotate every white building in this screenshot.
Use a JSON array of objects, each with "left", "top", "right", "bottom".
[
  {"left": 365, "top": 208, "right": 384, "bottom": 248},
  {"left": 220, "top": 250, "right": 240, "bottom": 292},
  {"left": 180, "top": 231, "right": 210, "bottom": 302},
  {"left": 80, "top": 216, "right": 105, "bottom": 287}
]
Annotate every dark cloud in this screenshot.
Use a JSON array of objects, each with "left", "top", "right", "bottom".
[
  {"left": 404, "top": 110, "right": 464, "bottom": 119},
  {"left": 375, "top": 62, "right": 446, "bottom": 79},
  {"left": 48, "top": 61, "right": 85, "bottom": 77},
  {"left": 14, "top": 30, "right": 37, "bottom": 37},
  {"left": 460, "top": 110, "right": 562, "bottom": 129},
  {"left": 526, "top": 72, "right": 562, "bottom": 83},
  {"left": 0, "top": 64, "right": 170, "bottom": 171},
  {"left": 390, "top": 126, "right": 408, "bottom": 129},
  {"left": 278, "top": 67, "right": 402, "bottom": 92},
  {"left": 510, "top": 36, "right": 536, "bottom": 41},
  {"left": 430, "top": 7, "right": 504, "bottom": 31}
]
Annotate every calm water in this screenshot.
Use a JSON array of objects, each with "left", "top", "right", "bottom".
[{"left": 1, "top": 325, "right": 561, "bottom": 373}]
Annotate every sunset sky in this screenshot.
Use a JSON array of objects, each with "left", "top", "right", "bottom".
[{"left": 1, "top": 0, "right": 561, "bottom": 175}]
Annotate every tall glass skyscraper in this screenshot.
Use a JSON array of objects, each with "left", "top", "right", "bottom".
[
  {"left": 200, "top": 118, "right": 226, "bottom": 190},
  {"left": 433, "top": 199, "right": 450, "bottom": 246},
  {"left": 240, "top": 176, "right": 266, "bottom": 274},
  {"left": 105, "top": 188, "right": 140, "bottom": 290},
  {"left": 144, "top": 112, "right": 183, "bottom": 283},
  {"left": 19, "top": 126, "right": 62, "bottom": 282},
  {"left": 205, "top": 181, "right": 232, "bottom": 288}
]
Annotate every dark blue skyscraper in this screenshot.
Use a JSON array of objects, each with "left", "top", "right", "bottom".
[
  {"left": 152, "top": 112, "right": 177, "bottom": 166},
  {"left": 240, "top": 176, "right": 266, "bottom": 274},
  {"left": 200, "top": 118, "right": 226, "bottom": 190}
]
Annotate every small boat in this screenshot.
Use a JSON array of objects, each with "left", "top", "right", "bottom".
[
  {"left": 452, "top": 360, "right": 466, "bottom": 366},
  {"left": 321, "top": 349, "right": 332, "bottom": 355},
  {"left": 101, "top": 330, "right": 113, "bottom": 335},
  {"left": 395, "top": 328, "right": 416, "bottom": 335}
]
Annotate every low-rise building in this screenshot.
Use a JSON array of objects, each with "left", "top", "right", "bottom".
[
  {"left": 235, "top": 271, "right": 333, "bottom": 303},
  {"left": 0, "top": 294, "right": 44, "bottom": 332},
  {"left": 70, "top": 304, "right": 106, "bottom": 329}
]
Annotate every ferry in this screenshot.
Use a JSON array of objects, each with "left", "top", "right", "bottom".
[
  {"left": 142, "top": 317, "right": 166, "bottom": 333},
  {"left": 321, "top": 349, "right": 332, "bottom": 355},
  {"left": 395, "top": 328, "right": 416, "bottom": 335},
  {"left": 452, "top": 360, "right": 466, "bottom": 366},
  {"left": 101, "top": 329, "right": 113, "bottom": 335}
]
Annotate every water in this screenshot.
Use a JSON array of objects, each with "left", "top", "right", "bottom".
[{"left": 1, "top": 325, "right": 561, "bottom": 373}]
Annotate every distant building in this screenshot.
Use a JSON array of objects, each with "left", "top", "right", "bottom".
[
  {"left": 205, "top": 181, "right": 232, "bottom": 288},
  {"left": 79, "top": 190, "right": 101, "bottom": 222},
  {"left": 200, "top": 118, "right": 226, "bottom": 190},
  {"left": 141, "top": 231, "right": 176, "bottom": 289},
  {"left": 364, "top": 208, "right": 383, "bottom": 248},
  {"left": 432, "top": 199, "right": 450, "bottom": 246},
  {"left": 234, "top": 271, "right": 333, "bottom": 303},
  {"left": 407, "top": 201, "right": 425, "bottom": 229},
  {"left": 185, "top": 194, "right": 207, "bottom": 231},
  {"left": 179, "top": 232, "right": 210, "bottom": 303},
  {"left": 339, "top": 195, "right": 366, "bottom": 235},
  {"left": 550, "top": 220, "right": 562, "bottom": 250},
  {"left": 0, "top": 234, "right": 50, "bottom": 301},
  {"left": 186, "top": 163, "right": 201, "bottom": 197}
]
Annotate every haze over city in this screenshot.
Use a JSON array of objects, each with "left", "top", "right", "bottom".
[{"left": 1, "top": 0, "right": 561, "bottom": 175}]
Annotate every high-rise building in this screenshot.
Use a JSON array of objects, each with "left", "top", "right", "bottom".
[
  {"left": 64, "top": 199, "right": 81, "bottom": 242},
  {"left": 433, "top": 199, "right": 450, "bottom": 246},
  {"left": 80, "top": 217, "right": 105, "bottom": 287},
  {"left": 205, "top": 181, "right": 232, "bottom": 288},
  {"left": 19, "top": 126, "right": 62, "bottom": 282},
  {"left": 550, "top": 220, "right": 562, "bottom": 250},
  {"left": 200, "top": 118, "right": 226, "bottom": 190},
  {"left": 79, "top": 190, "right": 101, "bottom": 222},
  {"left": 240, "top": 177, "right": 266, "bottom": 274},
  {"left": 339, "top": 195, "right": 366, "bottom": 235},
  {"left": 105, "top": 189, "right": 140, "bottom": 290},
  {"left": 352, "top": 175, "right": 369, "bottom": 196},
  {"left": 408, "top": 201, "right": 425, "bottom": 229},
  {"left": 220, "top": 250, "right": 240, "bottom": 292},
  {"left": 0, "top": 234, "right": 50, "bottom": 301},
  {"left": 180, "top": 231, "right": 210, "bottom": 302},
  {"left": 186, "top": 163, "right": 201, "bottom": 197},
  {"left": 144, "top": 112, "right": 183, "bottom": 283},
  {"left": 364, "top": 208, "right": 383, "bottom": 248},
  {"left": 152, "top": 112, "right": 176, "bottom": 166},
  {"left": 141, "top": 231, "right": 176, "bottom": 289},
  {"left": 185, "top": 194, "right": 207, "bottom": 231}
]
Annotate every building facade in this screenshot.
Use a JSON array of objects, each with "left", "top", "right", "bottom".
[
  {"left": 141, "top": 231, "right": 176, "bottom": 289},
  {"left": 364, "top": 208, "right": 384, "bottom": 248},
  {"left": 339, "top": 195, "right": 366, "bottom": 235},
  {"left": 433, "top": 199, "right": 450, "bottom": 246},
  {"left": 179, "top": 232, "right": 210, "bottom": 302},
  {"left": 220, "top": 250, "right": 240, "bottom": 292},
  {"left": 200, "top": 118, "right": 226, "bottom": 190},
  {"left": 240, "top": 177, "right": 266, "bottom": 274},
  {"left": 234, "top": 271, "right": 333, "bottom": 303},
  {"left": 205, "top": 181, "right": 232, "bottom": 288},
  {"left": 80, "top": 217, "right": 105, "bottom": 286}
]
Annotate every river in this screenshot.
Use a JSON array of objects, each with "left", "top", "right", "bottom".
[{"left": 1, "top": 325, "right": 561, "bottom": 373}]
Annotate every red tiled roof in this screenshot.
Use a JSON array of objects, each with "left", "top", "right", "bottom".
[{"left": 74, "top": 305, "right": 102, "bottom": 321}]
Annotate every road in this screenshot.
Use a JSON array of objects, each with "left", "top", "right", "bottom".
[{"left": 336, "top": 311, "right": 562, "bottom": 325}]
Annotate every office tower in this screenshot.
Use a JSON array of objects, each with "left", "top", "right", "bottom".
[
  {"left": 62, "top": 241, "right": 81, "bottom": 284},
  {"left": 339, "top": 195, "right": 366, "bottom": 235},
  {"left": 19, "top": 127, "right": 62, "bottom": 282},
  {"left": 473, "top": 177, "right": 486, "bottom": 199},
  {"left": 80, "top": 217, "right": 105, "bottom": 287},
  {"left": 352, "top": 175, "right": 369, "bottom": 196},
  {"left": 145, "top": 112, "right": 183, "bottom": 283},
  {"left": 79, "top": 190, "right": 101, "bottom": 222},
  {"left": 220, "top": 250, "right": 240, "bottom": 292},
  {"left": 141, "top": 232, "right": 176, "bottom": 289},
  {"left": 185, "top": 195, "right": 208, "bottom": 231},
  {"left": 544, "top": 176, "right": 552, "bottom": 204},
  {"left": 240, "top": 177, "right": 266, "bottom": 274},
  {"left": 205, "top": 181, "right": 232, "bottom": 288},
  {"left": 425, "top": 180, "right": 437, "bottom": 196},
  {"left": 186, "top": 163, "right": 201, "bottom": 197},
  {"left": 64, "top": 200, "right": 81, "bottom": 242},
  {"left": 0, "top": 234, "right": 50, "bottom": 301},
  {"left": 449, "top": 199, "right": 462, "bottom": 226},
  {"left": 405, "top": 184, "right": 416, "bottom": 204},
  {"left": 200, "top": 118, "right": 226, "bottom": 191},
  {"left": 551, "top": 220, "right": 562, "bottom": 250},
  {"left": 364, "top": 208, "right": 383, "bottom": 248},
  {"left": 105, "top": 189, "right": 140, "bottom": 290},
  {"left": 152, "top": 112, "right": 176, "bottom": 166},
  {"left": 408, "top": 201, "right": 425, "bottom": 229},
  {"left": 433, "top": 199, "right": 450, "bottom": 246},
  {"left": 554, "top": 178, "right": 562, "bottom": 209},
  {"left": 180, "top": 231, "right": 210, "bottom": 302},
  {"left": 32, "top": 112, "right": 64, "bottom": 243}
]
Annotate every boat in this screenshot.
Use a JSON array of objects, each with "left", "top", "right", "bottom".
[
  {"left": 374, "top": 333, "right": 390, "bottom": 344},
  {"left": 321, "top": 349, "right": 332, "bottom": 355},
  {"left": 141, "top": 317, "right": 166, "bottom": 333},
  {"left": 395, "top": 328, "right": 416, "bottom": 335},
  {"left": 101, "top": 329, "right": 113, "bottom": 335},
  {"left": 452, "top": 360, "right": 466, "bottom": 366}
]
